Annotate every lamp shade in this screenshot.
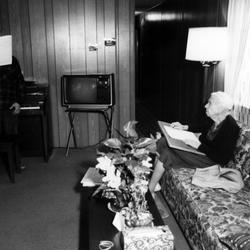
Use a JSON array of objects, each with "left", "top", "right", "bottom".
[
  {"left": 185, "top": 27, "right": 228, "bottom": 62},
  {"left": 0, "top": 35, "right": 12, "bottom": 66}
]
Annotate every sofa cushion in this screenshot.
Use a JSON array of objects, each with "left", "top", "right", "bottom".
[
  {"left": 225, "top": 124, "right": 250, "bottom": 187},
  {"left": 161, "top": 167, "right": 250, "bottom": 250}
]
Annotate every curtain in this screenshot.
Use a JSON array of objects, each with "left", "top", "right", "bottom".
[{"left": 225, "top": 0, "right": 250, "bottom": 125}]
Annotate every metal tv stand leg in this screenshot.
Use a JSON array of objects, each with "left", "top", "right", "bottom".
[
  {"left": 65, "top": 111, "right": 77, "bottom": 157},
  {"left": 102, "top": 107, "right": 114, "bottom": 138}
]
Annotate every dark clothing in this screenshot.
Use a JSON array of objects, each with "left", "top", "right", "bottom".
[
  {"left": 0, "top": 56, "right": 25, "bottom": 110},
  {"left": 0, "top": 56, "right": 25, "bottom": 135},
  {"left": 158, "top": 115, "right": 240, "bottom": 169},
  {"left": 157, "top": 137, "right": 216, "bottom": 169},
  {"left": 0, "top": 110, "right": 18, "bottom": 135},
  {"left": 198, "top": 115, "right": 240, "bottom": 165}
]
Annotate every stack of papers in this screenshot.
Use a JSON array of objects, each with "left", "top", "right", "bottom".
[
  {"left": 158, "top": 121, "right": 205, "bottom": 156},
  {"left": 81, "top": 167, "right": 103, "bottom": 187},
  {"left": 163, "top": 124, "right": 200, "bottom": 143}
]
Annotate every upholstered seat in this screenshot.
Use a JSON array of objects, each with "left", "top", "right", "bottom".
[{"left": 160, "top": 123, "right": 250, "bottom": 250}]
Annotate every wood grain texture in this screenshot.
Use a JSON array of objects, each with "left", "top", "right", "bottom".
[
  {"left": 130, "top": 1, "right": 136, "bottom": 120},
  {"left": 3, "top": 0, "right": 135, "bottom": 147},
  {"left": 104, "top": 0, "right": 118, "bottom": 137},
  {"left": 0, "top": 0, "right": 10, "bottom": 35},
  {"left": 53, "top": 0, "right": 71, "bottom": 146},
  {"left": 96, "top": 0, "right": 107, "bottom": 139},
  {"left": 69, "top": 0, "right": 89, "bottom": 147},
  {"left": 136, "top": 0, "right": 228, "bottom": 127},
  {"left": 29, "top": 0, "right": 48, "bottom": 83},
  {"left": 117, "top": 0, "right": 133, "bottom": 130},
  {"left": 44, "top": 0, "right": 59, "bottom": 146},
  {"left": 20, "top": 0, "right": 33, "bottom": 78},
  {"left": 85, "top": 0, "right": 99, "bottom": 145},
  {"left": 8, "top": 0, "right": 24, "bottom": 68}
]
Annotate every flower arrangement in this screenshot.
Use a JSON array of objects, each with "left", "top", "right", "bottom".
[{"left": 92, "top": 121, "right": 158, "bottom": 227}]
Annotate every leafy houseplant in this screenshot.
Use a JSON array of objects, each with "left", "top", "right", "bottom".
[{"left": 93, "top": 121, "right": 158, "bottom": 227}]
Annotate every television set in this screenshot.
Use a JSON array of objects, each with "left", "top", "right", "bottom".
[{"left": 61, "top": 73, "right": 115, "bottom": 110}]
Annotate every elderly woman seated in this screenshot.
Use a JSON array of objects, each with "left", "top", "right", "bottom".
[{"left": 149, "top": 91, "right": 241, "bottom": 195}]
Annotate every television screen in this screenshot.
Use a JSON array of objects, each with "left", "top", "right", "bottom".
[
  {"left": 61, "top": 74, "right": 114, "bottom": 110},
  {"left": 66, "top": 77, "right": 97, "bottom": 104}
]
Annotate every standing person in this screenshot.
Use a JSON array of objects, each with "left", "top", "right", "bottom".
[
  {"left": 0, "top": 55, "right": 25, "bottom": 169},
  {"left": 149, "top": 91, "right": 240, "bottom": 195}
]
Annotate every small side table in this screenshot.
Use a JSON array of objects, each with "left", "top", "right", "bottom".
[
  {"left": 79, "top": 186, "right": 166, "bottom": 250},
  {"left": 65, "top": 106, "right": 114, "bottom": 156}
]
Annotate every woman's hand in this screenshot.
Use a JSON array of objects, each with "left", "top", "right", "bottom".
[
  {"left": 9, "top": 102, "right": 21, "bottom": 114},
  {"left": 170, "top": 122, "right": 188, "bottom": 130},
  {"left": 183, "top": 139, "right": 201, "bottom": 149},
  {"left": 195, "top": 132, "right": 201, "bottom": 138}
]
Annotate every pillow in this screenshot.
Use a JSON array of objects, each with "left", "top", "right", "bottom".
[
  {"left": 225, "top": 125, "right": 250, "bottom": 188},
  {"left": 220, "top": 233, "right": 250, "bottom": 250}
]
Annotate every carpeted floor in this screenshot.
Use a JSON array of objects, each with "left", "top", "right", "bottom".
[
  {"left": 0, "top": 146, "right": 190, "bottom": 250},
  {"left": 0, "top": 147, "right": 96, "bottom": 250}
]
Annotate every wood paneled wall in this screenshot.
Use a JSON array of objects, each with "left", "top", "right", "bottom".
[
  {"left": 136, "top": 0, "right": 228, "bottom": 127},
  {"left": 0, "top": 0, "right": 135, "bottom": 147}
]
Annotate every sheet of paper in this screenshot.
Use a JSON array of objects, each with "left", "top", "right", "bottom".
[
  {"left": 158, "top": 121, "right": 205, "bottom": 156},
  {"left": 112, "top": 212, "right": 125, "bottom": 232},
  {"left": 163, "top": 125, "right": 199, "bottom": 143},
  {"left": 81, "top": 167, "right": 103, "bottom": 187}
]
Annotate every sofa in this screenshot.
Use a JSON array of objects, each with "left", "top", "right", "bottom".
[{"left": 160, "top": 123, "right": 250, "bottom": 250}]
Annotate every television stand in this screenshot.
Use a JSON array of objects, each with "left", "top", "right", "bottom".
[{"left": 65, "top": 106, "right": 114, "bottom": 156}]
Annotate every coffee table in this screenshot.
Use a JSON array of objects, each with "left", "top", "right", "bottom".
[{"left": 79, "top": 186, "right": 165, "bottom": 250}]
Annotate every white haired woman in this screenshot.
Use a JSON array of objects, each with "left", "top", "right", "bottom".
[{"left": 149, "top": 91, "right": 240, "bottom": 195}]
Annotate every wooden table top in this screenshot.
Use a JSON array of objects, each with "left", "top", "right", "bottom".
[{"left": 79, "top": 186, "right": 164, "bottom": 250}]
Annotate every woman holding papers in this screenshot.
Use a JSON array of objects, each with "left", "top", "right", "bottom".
[{"left": 149, "top": 92, "right": 240, "bottom": 195}]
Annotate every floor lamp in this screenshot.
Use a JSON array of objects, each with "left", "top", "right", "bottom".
[{"left": 185, "top": 27, "right": 228, "bottom": 103}]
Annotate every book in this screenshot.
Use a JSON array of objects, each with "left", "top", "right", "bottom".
[
  {"left": 81, "top": 167, "right": 103, "bottom": 187},
  {"left": 158, "top": 121, "right": 205, "bottom": 156}
]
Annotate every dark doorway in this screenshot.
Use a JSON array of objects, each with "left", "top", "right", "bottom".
[{"left": 134, "top": 0, "right": 228, "bottom": 136}]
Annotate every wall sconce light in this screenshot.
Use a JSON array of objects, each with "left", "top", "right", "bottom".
[
  {"left": 104, "top": 38, "right": 116, "bottom": 46},
  {"left": 88, "top": 43, "right": 98, "bottom": 51},
  {"left": 185, "top": 27, "right": 228, "bottom": 67},
  {"left": 0, "top": 35, "right": 12, "bottom": 66}
]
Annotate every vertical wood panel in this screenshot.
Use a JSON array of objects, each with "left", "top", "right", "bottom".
[
  {"left": 53, "top": 0, "right": 71, "bottom": 147},
  {"left": 29, "top": 0, "right": 48, "bottom": 83},
  {"left": 96, "top": 0, "right": 107, "bottom": 139},
  {"left": 85, "top": 0, "right": 99, "bottom": 145},
  {"left": 69, "top": 0, "right": 89, "bottom": 147},
  {"left": 130, "top": 1, "right": 135, "bottom": 120},
  {"left": 137, "top": 0, "right": 227, "bottom": 126},
  {"left": 20, "top": 0, "right": 33, "bottom": 78},
  {"left": 44, "top": 0, "right": 59, "bottom": 146},
  {"left": 0, "top": 0, "right": 10, "bottom": 35},
  {"left": 8, "top": 0, "right": 24, "bottom": 68},
  {"left": 214, "top": 62, "right": 225, "bottom": 91},
  {"left": 104, "top": 0, "right": 117, "bottom": 136},
  {"left": 117, "top": 0, "right": 131, "bottom": 130},
  {"left": 213, "top": 0, "right": 228, "bottom": 91}
]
